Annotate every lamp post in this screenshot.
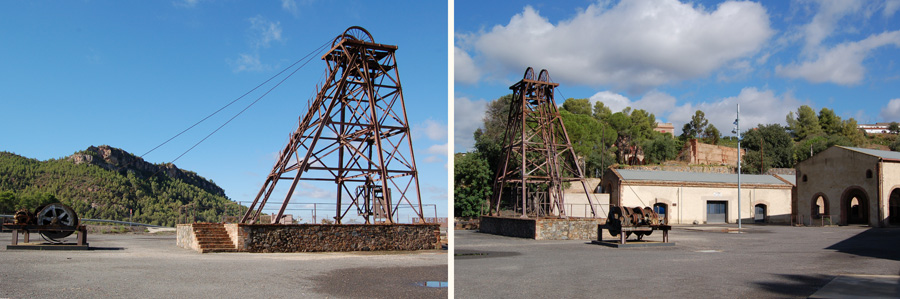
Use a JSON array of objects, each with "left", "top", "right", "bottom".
[{"left": 734, "top": 104, "right": 742, "bottom": 230}]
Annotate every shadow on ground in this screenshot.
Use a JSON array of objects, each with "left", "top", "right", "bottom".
[
  {"left": 309, "top": 265, "right": 447, "bottom": 299},
  {"left": 753, "top": 274, "right": 834, "bottom": 298},
  {"left": 826, "top": 227, "right": 900, "bottom": 261}
]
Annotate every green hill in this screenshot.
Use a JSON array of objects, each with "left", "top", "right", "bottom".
[{"left": 0, "top": 145, "right": 245, "bottom": 226}]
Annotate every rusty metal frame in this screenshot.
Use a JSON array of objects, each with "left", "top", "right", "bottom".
[
  {"left": 240, "top": 26, "right": 424, "bottom": 225},
  {"left": 489, "top": 68, "right": 597, "bottom": 218}
]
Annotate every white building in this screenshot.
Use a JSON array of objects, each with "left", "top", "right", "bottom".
[{"left": 599, "top": 169, "right": 793, "bottom": 224}]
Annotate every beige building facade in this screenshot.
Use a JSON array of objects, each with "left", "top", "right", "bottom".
[
  {"left": 796, "top": 146, "right": 900, "bottom": 227},
  {"left": 599, "top": 169, "right": 793, "bottom": 224}
]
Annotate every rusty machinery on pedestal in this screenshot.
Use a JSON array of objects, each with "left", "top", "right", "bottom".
[
  {"left": 2, "top": 203, "right": 87, "bottom": 246},
  {"left": 605, "top": 206, "right": 665, "bottom": 240},
  {"left": 488, "top": 68, "right": 598, "bottom": 218},
  {"left": 239, "top": 26, "right": 425, "bottom": 225}
]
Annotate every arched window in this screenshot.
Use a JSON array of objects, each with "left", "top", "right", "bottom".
[
  {"left": 802, "top": 175, "right": 808, "bottom": 182},
  {"left": 866, "top": 169, "right": 873, "bottom": 179}
]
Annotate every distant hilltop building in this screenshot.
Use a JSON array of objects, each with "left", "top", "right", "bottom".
[
  {"left": 654, "top": 122, "right": 675, "bottom": 136},
  {"left": 858, "top": 123, "right": 893, "bottom": 134}
]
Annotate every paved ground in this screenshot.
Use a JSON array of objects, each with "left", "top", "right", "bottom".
[
  {"left": 455, "top": 225, "right": 900, "bottom": 298},
  {"left": 0, "top": 233, "right": 447, "bottom": 298}
]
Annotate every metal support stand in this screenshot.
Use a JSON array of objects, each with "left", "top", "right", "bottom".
[
  {"left": 594, "top": 224, "right": 673, "bottom": 248},
  {"left": 4, "top": 224, "right": 89, "bottom": 250}
]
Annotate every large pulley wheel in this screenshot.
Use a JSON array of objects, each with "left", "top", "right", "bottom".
[
  {"left": 35, "top": 203, "right": 79, "bottom": 240},
  {"left": 332, "top": 26, "right": 374, "bottom": 47}
]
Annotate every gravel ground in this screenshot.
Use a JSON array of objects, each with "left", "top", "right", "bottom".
[
  {"left": 454, "top": 225, "right": 900, "bottom": 298},
  {"left": 0, "top": 233, "right": 447, "bottom": 298}
]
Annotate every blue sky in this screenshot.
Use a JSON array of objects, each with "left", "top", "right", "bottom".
[
  {"left": 0, "top": 1, "right": 449, "bottom": 221},
  {"left": 454, "top": 0, "right": 900, "bottom": 152}
]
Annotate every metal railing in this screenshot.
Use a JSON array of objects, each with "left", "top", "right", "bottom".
[{"left": 792, "top": 214, "right": 836, "bottom": 226}]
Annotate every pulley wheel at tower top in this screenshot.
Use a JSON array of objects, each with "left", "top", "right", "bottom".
[
  {"left": 538, "top": 69, "right": 550, "bottom": 82},
  {"left": 35, "top": 203, "right": 79, "bottom": 239},
  {"left": 332, "top": 26, "right": 374, "bottom": 47},
  {"left": 523, "top": 67, "right": 535, "bottom": 80}
]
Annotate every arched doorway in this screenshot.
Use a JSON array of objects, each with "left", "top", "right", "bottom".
[
  {"left": 842, "top": 188, "right": 869, "bottom": 225},
  {"left": 653, "top": 203, "right": 668, "bottom": 224},
  {"left": 890, "top": 188, "right": 900, "bottom": 225},
  {"left": 812, "top": 195, "right": 828, "bottom": 218},
  {"left": 754, "top": 204, "right": 766, "bottom": 223}
]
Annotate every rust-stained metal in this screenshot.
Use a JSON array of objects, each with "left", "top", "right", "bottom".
[
  {"left": 488, "top": 67, "right": 598, "bottom": 218},
  {"left": 2, "top": 203, "right": 85, "bottom": 245},
  {"left": 602, "top": 205, "right": 670, "bottom": 244},
  {"left": 240, "top": 26, "right": 425, "bottom": 225}
]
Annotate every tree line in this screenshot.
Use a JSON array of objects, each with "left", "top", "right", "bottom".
[
  {"left": 455, "top": 95, "right": 882, "bottom": 217},
  {"left": 0, "top": 150, "right": 246, "bottom": 226}
]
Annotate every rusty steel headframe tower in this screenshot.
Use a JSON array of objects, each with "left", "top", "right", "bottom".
[
  {"left": 240, "top": 26, "right": 424, "bottom": 225},
  {"left": 489, "top": 67, "right": 598, "bottom": 218}
]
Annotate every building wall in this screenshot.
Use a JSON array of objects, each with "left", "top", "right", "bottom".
[
  {"left": 613, "top": 184, "right": 791, "bottom": 224},
  {"left": 677, "top": 139, "right": 745, "bottom": 165},
  {"left": 562, "top": 192, "right": 609, "bottom": 218},
  {"left": 879, "top": 162, "right": 900, "bottom": 227},
  {"left": 796, "top": 147, "right": 881, "bottom": 226}
]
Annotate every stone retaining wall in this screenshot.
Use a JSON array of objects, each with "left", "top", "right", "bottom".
[
  {"left": 480, "top": 216, "right": 607, "bottom": 240},
  {"left": 176, "top": 224, "right": 199, "bottom": 251},
  {"left": 235, "top": 224, "right": 440, "bottom": 253},
  {"left": 535, "top": 217, "right": 606, "bottom": 240}
]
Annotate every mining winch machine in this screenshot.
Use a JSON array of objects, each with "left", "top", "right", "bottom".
[
  {"left": 2, "top": 203, "right": 87, "bottom": 246},
  {"left": 600, "top": 205, "right": 671, "bottom": 244}
]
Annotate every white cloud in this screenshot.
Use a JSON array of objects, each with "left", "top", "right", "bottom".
[
  {"left": 427, "top": 143, "right": 448, "bottom": 155},
  {"left": 880, "top": 99, "right": 900, "bottom": 120},
  {"left": 587, "top": 89, "right": 676, "bottom": 120},
  {"left": 295, "top": 182, "right": 333, "bottom": 199},
  {"left": 249, "top": 16, "right": 283, "bottom": 48},
  {"left": 230, "top": 16, "right": 284, "bottom": 73},
  {"left": 454, "top": 97, "right": 489, "bottom": 152},
  {"left": 776, "top": 30, "right": 900, "bottom": 85},
  {"left": 414, "top": 119, "right": 448, "bottom": 141},
  {"left": 589, "top": 91, "right": 631, "bottom": 113},
  {"left": 454, "top": 46, "right": 480, "bottom": 84},
  {"left": 423, "top": 155, "right": 441, "bottom": 163},
  {"left": 463, "top": 0, "right": 773, "bottom": 92},
  {"left": 887, "top": 0, "right": 900, "bottom": 17},
  {"left": 173, "top": 0, "right": 200, "bottom": 8},
  {"left": 587, "top": 87, "right": 801, "bottom": 136},
  {"left": 230, "top": 53, "right": 267, "bottom": 73},
  {"left": 800, "top": 0, "right": 862, "bottom": 50},
  {"left": 668, "top": 87, "right": 802, "bottom": 135},
  {"left": 282, "top": 0, "right": 299, "bottom": 16}
]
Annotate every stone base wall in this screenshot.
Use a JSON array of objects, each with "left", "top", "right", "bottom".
[
  {"left": 480, "top": 216, "right": 607, "bottom": 240},
  {"left": 176, "top": 224, "right": 199, "bottom": 251},
  {"left": 536, "top": 218, "right": 606, "bottom": 240},
  {"left": 235, "top": 224, "right": 440, "bottom": 253},
  {"left": 479, "top": 216, "right": 536, "bottom": 238}
]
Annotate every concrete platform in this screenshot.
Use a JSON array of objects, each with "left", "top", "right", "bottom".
[
  {"left": 591, "top": 240, "right": 675, "bottom": 248},
  {"left": 809, "top": 274, "right": 900, "bottom": 299},
  {"left": 7, "top": 242, "right": 90, "bottom": 250}
]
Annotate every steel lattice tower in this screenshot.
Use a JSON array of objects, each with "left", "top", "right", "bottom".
[
  {"left": 241, "top": 26, "right": 424, "bottom": 224},
  {"left": 489, "top": 68, "right": 598, "bottom": 218}
]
